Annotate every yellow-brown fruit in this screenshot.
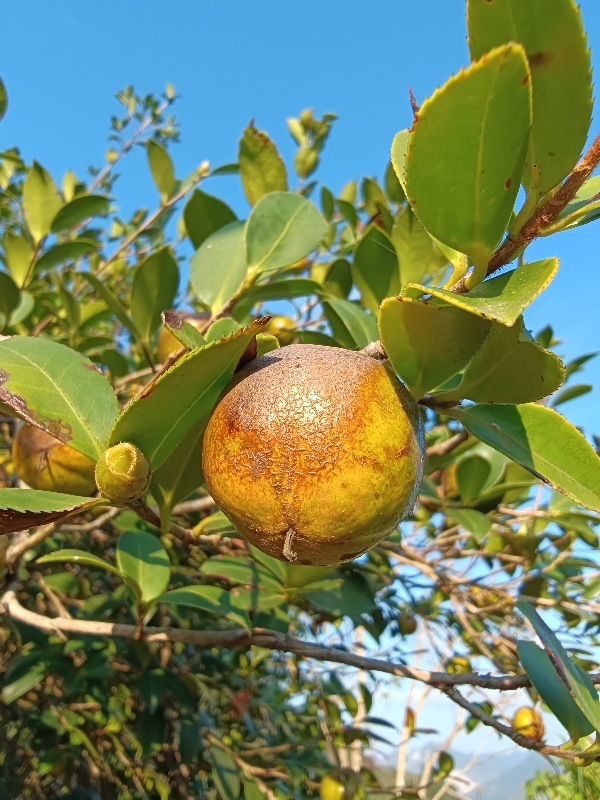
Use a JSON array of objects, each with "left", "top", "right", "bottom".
[
  {"left": 203, "top": 344, "right": 425, "bottom": 566},
  {"left": 513, "top": 707, "right": 544, "bottom": 742},
  {"left": 398, "top": 613, "right": 418, "bottom": 635},
  {"left": 444, "top": 656, "right": 471, "bottom": 674},
  {"left": 94, "top": 442, "right": 151, "bottom": 507},
  {"left": 12, "top": 425, "right": 96, "bottom": 496},
  {"left": 264, "top": 315, "right": 296, "bottom": 346},
  {"left": 320, "top": 770, "right": 362, "bottom": 800},
  {"left": 157, "top": 312, "right": 209, "bottom": 363}
]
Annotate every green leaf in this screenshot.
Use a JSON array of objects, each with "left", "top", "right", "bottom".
[
  {"left": 50, "top": 195, "right": 110, "bottom": 232},
  {"left": 3, "top": 291, "right": 34, "bottom": 328},
  {"left": 3, "top": 231, "right": 34, "bottom": 287},
  {"left": 108, "top": 319, "right": 268, "bottom": 469},
  {"left": 201, "top": 556, "right": 281, "bottom": 589},
  {"left": 385, "top": 160, "right": 405, "bottom": 204},
  {"left": 405, "top": 44, "right": 531, "bottom": 281},
  {"left": 517, "top": 640, "right": 594, "bottom": 742},
  {"left": 437, "top": 318, "right": 565, "bottom": 404},
  {"left": 190, "top": 221, "right": 248, "bottom": 313},
  {"left": 37, "top": 548, "right": 122, "bottom": 578},
  {"left": 286, "top": 564, "right": 336, "bottom": 589},
  {"left": 151, "top": 418, "right": 206, "bottom": 531},
  {"left": 157, "top": 585, "right": 250, "bottom": 630},
  {"left": 0, "top": 78, "right": 7, "bottom": 123},
  {"left": 43, "top": 571, "right": 80, "bottom": 596},
  {"left": 467, "top": 0, "right": 592, "bottom": 196},
  {"left": 238, "top": 123, "right": 288, "bottom": 207},
  {"left": 447, "top": 404, "right": 600, "bottom": 512},
  {"left": 130, "top": 246, "right": 179, "bottom": 342},
  {"left": 390, "top": 129, "right": 409, "bottom": 196},
  {"left": 244, "top": 779, "right": 267, "bottom": 800},
  {"left": 161, "top": 313, "right": 206, "bottom": 353},
  {"left": 390, "top": 204, "right": 438, "bottom": 290},
  {"left": 445, "top": 508, "right": 491, "bottom": 540},
  {"left": 2, "top": 664, "right": 47, "bottom": 704},
  {"left": 362, "top": 177, "right": 389, "bottom": 217},
  {"left": 324, "top": 259, "right": 352, "bottom": 299},
  {"left": 0, "top": 272, "right": 20, "bottom": 329},
  {"left": 245, "top": 192, "right": 327, "bottom": 273},
  {"left": 551, "top": 384, "right": 592, "bottom": 408},
  {"left": 256, "top": 334, "right": 279, "bottom": 356},
  {"left": 0, "top": 491, "right": 102, "bottom": 536},
  {"left": 456, "top": 455, "right": 491, "bottom": 504},
  {"left": 184, "top": 188, "right": 237, "bottom": 250},
  {"left": 210, "top": 745, "right": 240, "bottom": 800},
  {"left": 205, "top": 318, "right": 242, "bottom": 342},
  {"left": 379, "top": 296, "right": 491, "bottom": 399},
  {"left": 195, "top": 510, "right": 237, "bottom": 537},
  {"left": 147, "top": 141, "right": 175, "bottom": 202},
  {"left": 0, "top": 336, "right": 119, "bottom": 460},
  {"left": 403, "top": 258, "right": 559, "bottom": 327},
  {"left": 82, "top": 273, "right": 140, "bottom": 341},
  {"left": 231, "top": 588, "right": 286, "bottom": 611},
  {"left": 116, "top": 531, "right": 171, "bottom": 603},
  {"left": 517, "top": 602, "right": 600, "bottom": 733},
  {"left": 352, "top": 227, "right": 398, "bottom": 314},
  {"left": 34, "top": 240, "right": 98, "bottom": 273},
  {"left": 241, "top": 278, "right": 321, "bottom": 306},
  {"left": 323, "top": 298, "right": 378, "bottom": 350},
  {"left": 22, "top": 162, "right": 62, "bottom": 243},
  {"left": 305, "top": 572, "right": 376, "bottom": 617}
]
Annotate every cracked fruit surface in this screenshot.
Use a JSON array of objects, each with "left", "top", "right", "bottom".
[
  {"left": 202, "top": 344, "right": 425, "bottom": 566},
  {"left": 12, "top": 424, "right": 96, "bottom": 496},
  {"left": 95, "top": 442, "right": 151, "bottom": 506}
]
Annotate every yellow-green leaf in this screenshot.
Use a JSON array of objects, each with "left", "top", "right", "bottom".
[
  {"left": 352, "top": 226, "right": 398, "bottom": 314},
  {"left": 22, "top": 161, "right": 62, "bottom": 244},
  {"left": 0, "top": 491, "right": 103, "bottom": 536},
  {"left": 190, "top": 221, "right": 248, "bottom": 312},
  {"left": 3, "top": 231, "right": 34, "bottom": 287},
  {"left": 238, "top": 123, "right": 287, "bottom": 206},
  {"left": 147, "top": 141, "right": 175, "bottom": 202}
]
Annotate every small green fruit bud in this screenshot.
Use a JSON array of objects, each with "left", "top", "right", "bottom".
[
  {"left": 294, "top": 146, "right": 319, "bottom": 179},
  {"left": 95, "top": 442, "right": 151, "bottom": 506}
]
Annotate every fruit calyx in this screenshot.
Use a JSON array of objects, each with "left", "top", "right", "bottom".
[{"left": 95, "top": 442, "right": 151, "bottom": 507}]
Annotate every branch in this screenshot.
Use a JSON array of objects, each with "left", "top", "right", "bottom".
[
  {"left": 6, "top": 522, "right": 58, "bottom": 570},
  {"left": 127, "top": 498, "right": 221, "bottom": 547},
  {"left": 425, "top": 430, "right": 469, "bottom": 459}
]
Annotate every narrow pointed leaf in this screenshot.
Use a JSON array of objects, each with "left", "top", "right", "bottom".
[
  {"left": 130, "top": 246, "right": 179, "bottom": 342},
  {"left": 0, "top": 491, "right": 103, "bottom": 536},
  {"left": 352, "top": 227, "right": 398, "bottom": 313},
  {"left": 406, "top": 45, "right": 531, "bottom": 273},
  {"left": 147, "top": 141, "right": 175, "bottom": 202},
  {"left": 33, "top": 241, "right": 98, "bottom": 273},
  {"left": 210, "top": 745, "right": 241, "bottom": 800},
  {"left": 23, "top": 162, "right": 62, "bottom": 243},
  {"left": 37, "top": 548, "right": 123, "bottom": 578},
  {"left": 108, "top": 319, "right": 269, "bottom": 469},
  {"left": 238, "top": 124, "right": 287, "bottom": 206},
  {"left": 3, "top": 231, "right": 34, "bottom": 287},
  {"left": 390, "top": 129, "right": 409, "bottom": 195},
  {"left": 447, "top": 404, "right": 600, "bottom": 512},
  {"left": 323, "top": 298, "right": 378, "bottom": 350},
  {"left": 50, "top": 195, "right": 110, "bottom": 232},
  {"left": 190, "top": 221, "right": 248, "bottom": 312},
  {"left": 0, "top": 336, "right": 119, "bottom": 460},
  {"left": 157, "top": 585, "right": 250, "bottom": 630},
  {"left": 116, "top": 531, "right": 171, "bottom": 603}
]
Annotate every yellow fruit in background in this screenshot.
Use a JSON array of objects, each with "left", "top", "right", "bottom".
[
  {"left": 264, "top": 315, "right": 296, "bottom": 346},
  {"left": 513, "top": 707, "right": 544, "bottom": 742},
  {"left": 444, "top": 656, "right": 471, "bottom": 674},
  {"left": 320, "top": 770, "right": 362, "bottom": 800},
  {"left": 157, "top": 312, "right": 209, "bottom": 363},
  {"left": 203, "top": 344, "right": 425, "bottom": 566},
  {"left": 398, "top": 613, "right": 418, "bottom": 635},
  {"left": 12, "top": 425, "right": 96, "bottom": 496},
  {"left": 95, "top": 442, "right": 151, "bottom": 506}
]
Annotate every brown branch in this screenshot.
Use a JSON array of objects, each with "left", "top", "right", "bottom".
[
  {"left": 6, "top": 523, "right": 58, "bottom": 570},
  {"left": 425, "top": 430, "right": 469, "bottom": 459},
  {"left": 170, "top": 496, "right": 216, "bottom": 516},
  {"left": 127, "top": 498, "right": 220, "bottom": 547}
]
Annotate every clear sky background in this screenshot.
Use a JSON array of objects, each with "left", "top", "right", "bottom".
[
  {"left": 2, "top": 1, "right": 599, "bottom": 785},
  {"left": 1, "top": 1, "right": 599, "bottom": 436}
]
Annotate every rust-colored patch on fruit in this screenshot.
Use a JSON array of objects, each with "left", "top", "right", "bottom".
[{"left": 203, "top": 344, "right": 425, "bottom": 566}]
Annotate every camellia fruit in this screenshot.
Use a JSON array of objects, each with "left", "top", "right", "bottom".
[
  {"left": 320, "top": 769, "right": 363, "bottom": 800},
  {"left": 94, "top": 442, "right": 151, "bottom": 506},
  {"left": 398, "top": 612, "right": 418, "bottom": 635},
  {"left": 203, "top": 344, "right": 425, "bottom": 566},
  {"left": 264, "top": 315, "right": 296, "bottom": 346},
  {"left": 444, "top": 656, "right": 471, "bottom": 674},
  {"left": 157, "top": 312, "right": 209, "bottom": 363},
  {"left": 513, "top": 707, "right": 544, "bottom": 742},
  {"left": 12, "top": 425, "right": 96, "bottom": 496}
]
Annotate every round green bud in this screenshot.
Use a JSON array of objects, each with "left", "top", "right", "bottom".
[{"left": 95, "top": 442, "right": 151, "bottom": 506}]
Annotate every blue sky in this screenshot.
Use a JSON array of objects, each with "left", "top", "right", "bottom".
[{"left": 1, "top": 0, "right": 599, "bottom": 435}]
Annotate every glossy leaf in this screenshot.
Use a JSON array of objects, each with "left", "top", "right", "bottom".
[
  {"left": 34, "top": 240, "right": 98, "bottom": 273},
  {"left": 0, "top": 336, "right": 119, "bottom": 460},
  {"left": 22, "top": 161, "right": 62, "bottom": 243},
  {"left": 2, "top": 664, "right": 47, "bottom": 705},
  {"left": 390, "top": 129, "right": 409, "bottom": 195},
  {"left": 362, "top": 177, "right": 389, "bottom": 217},
  {"left": 0, "top": 491, "right": 103, "bottom": 536},
  {"left": 201, "top": 557, "right": 281, "bottom": 589},
  {"left": 184, "top": 188, "right": 237, "bottom": 250},
  {"left": 352, "top": 226, "right": 398, "bottom": 314},
  {"left": 517, "top": 602, "right": 600, "bottom": 733},
  {"left": 517, "top": 640, "right": 593, "bottom": 741},
  {"left": 456, "top": 455, "right": 491, "bottom": 504},
  {"left": 551, "top": 383, "right": 592, "bottom": 407},
  {"left": 0, "top": 290, "right": 34, "bottom": 328},
  {"left": 37, "top": 548, "right": 123, "bottom": 578},
  {"left": 108, "top": 319, "right": 268, "bottom": 469},
  {"left": 404, "top": 258, "right": 559, "bottom": 328},
  {"left": 445, "top": 508, "right": 491, "bottom": 540},
  {"left": 245, "top": 192, "right": 327, "bottom": 273},
  {"left": 157, "top": 585, "right": 250, "bottom": 630},
  {"left": 3, "top": 231, "right": 34, "bottom": 287},
  {"left": 305, "top": 573, "right": 376, "bottom": 617},
  {"left": 391, "top": 204, "right": 439, "bottom": 290},
  {"left": 286, "top": 564, "right": 336, "bottom": 589},
  {"left": 379, "top": 296, "right": 491, "bottom": 399},
  {"left": 130, "top": 246, "right": 179, "bottom": 342},
  {"left": 205, "top": 318, "right": 242, "bottom": 342},
  {"left": 147, "top": 141, "right": 175, "bottom": 202},
  {"left": 50, "top": 195, "right": 110, "bottom": 232},
  {"left": 323, "top": 297, "right": 378, "bottom": 350},
  {"left": 448, "top": 403, "right": 600, "bottom": 512},
  {"left": 256, "top": 333, "right": 279, "bottom": 356},
  {"left": 242, "top": 278, "right": 321, "bottom": 306},
  {"left": 116, "top": 531, "right": 171, "bottom": 603},
  {"left": 190, "top": 221, "right": 247, "bottom": 312},
  {"left": 405, "top": 45, "right": 531, "bottom": 279},
  {"left": 437, "top": 319, "right": 565, "bottom": 404},
  {"left": 385, "top": 160, "right": 405, "bottom": 204},
  {"left": 468, "top": 0, "right": 592, "bottom": 196},
  {"left": 238, "top": 123, "right": 287, "bottom": 206},
  {"left": 0, "top": 272, "right": 20, "bottom": 328},
  {"left": 82, "top": 273, "right": 141, "bottom": 341},
  {"left": 210, "top": 745, "right": 240, "bottom": 800}
]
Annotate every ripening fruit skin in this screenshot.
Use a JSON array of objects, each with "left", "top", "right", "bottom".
[
  {"left": 12, "top": 425, "right": 96, "bottom": 496},
  {"left": 157, "top": 312, "right": 209, "bottom": 363},
  {"left": 203, "top": 344, "right": 425, "bottom": 566},
  {"left": 398, "top": 613, "right": 418, "bottom": 635},
  {"left": 264, "top": 315, "right": 296, "bottom": 346},
  {"left": 94, "top": 442, "right": 151, "bottom": 507},
  {"left": 513, "top": 707, "right": 544, "bottom": 742},
  {"left": 444, "top": 656, "right": 471, "bottom": 674},
  {"left": 320, "top": 770, "right": 362, "bottom": 800}
]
